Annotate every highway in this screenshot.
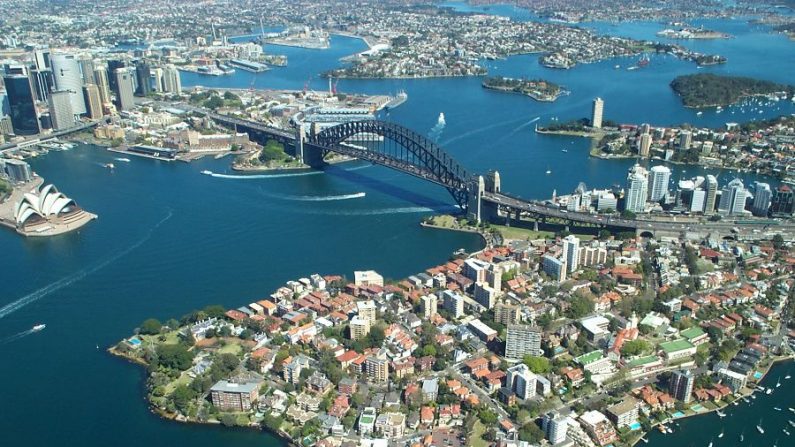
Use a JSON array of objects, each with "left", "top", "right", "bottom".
[
  {"left": 0, "top": 119, "right": 107, "bottom": 153},
  {"left": 483, "top": 191, "right": 795, "bottom": 237}
]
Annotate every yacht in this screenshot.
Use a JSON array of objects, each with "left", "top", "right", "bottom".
[{"left": 32, "top": 324, "right": 46, "bottom": 331}]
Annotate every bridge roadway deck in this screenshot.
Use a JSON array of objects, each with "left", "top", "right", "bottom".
[{"left": 483, "top": 192, "right": 795, "bottom": 235}]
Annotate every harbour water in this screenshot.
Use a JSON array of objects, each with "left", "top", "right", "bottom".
[
  {"left": 1, "top": 6, "right": 794, "bottom": 446},
  {"left": 645, "top": 360, "right": 795, "bottom": 447}
]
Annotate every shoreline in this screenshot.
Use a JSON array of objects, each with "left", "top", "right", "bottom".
[
  {"left": 107, "top": 345, "right": 298, "bottom": 446},
  {"left": 629, "top": 355, "right": 795, "bottom": 447}
]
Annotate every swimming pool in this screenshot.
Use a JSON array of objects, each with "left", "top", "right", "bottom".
[{"left": 629, "top": 422, "right": 642, "bottom": 431}]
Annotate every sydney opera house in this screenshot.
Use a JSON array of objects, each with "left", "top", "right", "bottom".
[{"left": 11, "top": 183, "right": 96, "bottom": 236}]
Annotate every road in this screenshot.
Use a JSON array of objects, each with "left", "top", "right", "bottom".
[{"left": 483, "top": 191, "right": 795, "bottom": 237}]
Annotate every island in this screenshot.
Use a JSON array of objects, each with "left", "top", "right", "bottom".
[
  {"left": 657, "top": 27, "right": 731, "bottom": 40},
  {"left": 670, "top": 73, "right": 794, "bottom": 108},
  {"left": 481, "top": 76, "right": 567, "bottom": 102}
]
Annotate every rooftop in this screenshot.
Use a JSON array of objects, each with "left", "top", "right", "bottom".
[{"left": 659, "top": 338, "right": 695, "bottom": 353}]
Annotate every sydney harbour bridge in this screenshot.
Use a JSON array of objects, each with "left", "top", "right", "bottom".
[{"left": 200, "top": 109, "right": 795, "bottom": 241}]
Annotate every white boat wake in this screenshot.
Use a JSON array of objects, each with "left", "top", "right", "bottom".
[
  {"left": 276, "top": 192, "right": 366, "bottom": 202},
  {"left": 0, "top": 210, "right": 173, "bottom": 320},
  {"left": 429, "top": 112, "right": 447, "bottom": 142},
  {"left": 306, "top": 205, "right": 460, "bottom": 216},
  {"left": 0, "top": 328, "right": 38, "bottom": 345},
  {"left": 209, "top": 171, "right": 323, "bottom": 179},
  {"left": 440, "top": 116, "right": 528, "bottom": 146}
]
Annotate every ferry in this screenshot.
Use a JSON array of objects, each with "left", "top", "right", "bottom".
[
  {"left": 32, "top": 324, "right": 46, "bottom": 331},
  {"left": 384, "top": 91, "right": 408, "bottom": 109},
  {"left": 200, "top": 170, "right": 213, "bottom": 175}
]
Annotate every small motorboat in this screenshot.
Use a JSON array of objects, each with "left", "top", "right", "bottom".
[
  {"left": 200, "top": 170, "right": 213, "bottom": 175},
  {"left": 32, "top": 323, "right": 46, "bottom": 331},
  {"left": 766, "top": 388, "right": 773, "bottom": 395},
  {"left": 105, "top": 163, "right": 115, "bottom": 169}
]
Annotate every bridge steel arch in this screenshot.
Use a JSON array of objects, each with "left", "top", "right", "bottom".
[{"left": 309, "top": 120, "right": 472, "bottom": 209}]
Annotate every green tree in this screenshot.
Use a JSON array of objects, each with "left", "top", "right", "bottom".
[
  {"left": 518, "top": 422, "right": 545, "bottom": 443},
  {"left": 139, "top": 318, "right": 163, "bottom": 335},
  {"left": 523, "top": 355, "right": 552, "bottom": 374},
  {"left": 567, "top": 294, "right": 595, "bottom": 319},
  {"left": 171, "top": 384, "right": 196, "bottom": 414},
  {"left": 620, "top": 339, "right": 651, "bottom": 357},
  {"left": 155, "top": 344, "right": 194, "bottom": 370}
]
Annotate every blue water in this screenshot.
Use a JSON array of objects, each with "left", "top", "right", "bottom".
[{"left": 2, "top": 11, "right": 794, "bottom": 447}]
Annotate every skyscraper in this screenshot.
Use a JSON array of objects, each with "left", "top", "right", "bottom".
[
  {"left": 113, "top": 68, "right": 135, "bottom": 111},
  {"left": 106, "top": 60, "right": 126, "bottom": 92},
  {"left": 135, "top": 61, "right": 152, "bottom": 96},
  {"left": 151, "top": 67, "right": 165, "bottom": 92},
  {"left": 48, "top": 90, "right": 75, "bottom": 130},
  {"left": 50, "top": 53, "right": 87, "bottom": 115},
  {"left": 78, "top": 55, "right": 96, "bottom": 85},
  {"left": 591, "top": 97, "right": 604, "bottom": 129},
  {"left": 751, "top": 182, "right": 772, "bottom": 217},
  {"left": 542, "top": 412, "right": 569, "bottom": 445},
  {"left": 648, "top": 165, "right": 671, "bottom": 202},
  {"left": 93, "top": 67, "right": 111, "bottom": 104},
  {"left": 505, "top": 324, "right": 542, "bottom": 360},
  {"left": 679, "top": 130, "right": 691, "bottom": 150},
  {"left": 704, "top": 175, "right": 718, "bottom": 215},
  {"left": 421, "top": 294, "right": 437, "bottom": 320},
  {"left": 3, "top": 70, "right": 40, "bottom": 135},
  {"left": 562, "top": 235, "right": 580, "bottom": 274},
  {"left": 33, "top": 49, "right": 51, "bottom": 71},
  {"left": 669, "top": 370, "right": 694, "bottom": 403},
  {"left": 771, "top": 185, "right": 794, "bottom": 217},
  {"left": 83, "top": 84, "right": 103, "bottom": 119},
  {"left": 624, "top": 164, "right": 648, "bottom": 214},
  {"left": 638, "top": 132, "right": 651, "bottom": 157},
  {"left": 163, "top": 64, "right": 182, "bottom": 94},
  {"left": 30, "top": 68, "right": 53, "bottom": 102},
  {"left": 718, "top": 179, "right": 749, "bottom": 215}
]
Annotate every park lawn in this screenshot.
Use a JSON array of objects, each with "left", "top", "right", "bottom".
[
  {"left": 218, "top": 341, "right": 244, "bottom": 355},
  {"left": 163, "top": 371, "right": 192, "bottom": 395},
  {"left": 429, "top": 214, "right": 458, "bottom": 228},
  {"left": 470, "top": 420, "right": 489, "bottom": 447}
]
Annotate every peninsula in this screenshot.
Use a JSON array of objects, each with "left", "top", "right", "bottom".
[
  {"left": 482, "top": 76, "right": 567, "bottom": 102},
  {"left": 670, "top": 74, "right": 795, "bottom": 108},
  {"left": 112, "top": 226, "right": 795, "bottom": 447}
]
